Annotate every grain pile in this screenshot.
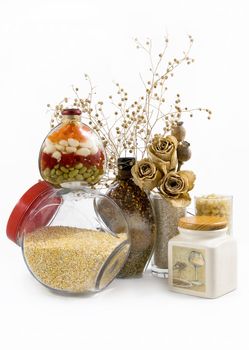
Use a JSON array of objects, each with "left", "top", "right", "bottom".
[{"left": 23, "top": 226, "right": 129, "bottom": 293}]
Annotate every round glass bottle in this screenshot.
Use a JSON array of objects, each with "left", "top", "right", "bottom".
[
  {"left": 39, "top": 108, "right": 106, "bottom": 187},
  {"left": 105, "top": 157, "right": 156, "bottom": 278},
  {"left": 6, "top": 181, "right": 130, "bottom": 294}
]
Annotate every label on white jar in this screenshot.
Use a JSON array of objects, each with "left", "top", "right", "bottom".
[{"left": 172, "top": 247, "right": 206, "bottom": 293}]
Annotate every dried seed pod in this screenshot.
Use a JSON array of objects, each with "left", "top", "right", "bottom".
[
  {"left": 177, "top": 141, "right": 191, "bottom": 170},
  {"left": 171, "top": 121, "right": 186, "bottom": 142}
]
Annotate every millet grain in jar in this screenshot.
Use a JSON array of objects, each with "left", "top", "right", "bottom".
[{"left": 23, "top": 226, "right": 129, "bottom": 293}]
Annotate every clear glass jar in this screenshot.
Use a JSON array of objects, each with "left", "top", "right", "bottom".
[
  {"left": 106, "top": 157, "right": 156, "bottom": 278},
  {"left": 39, "top": 108, "right": 106, "bottom": 187},
  {"left": 151, "top": 195, "right": 186, "bottom": 278},
  {"left": 195, "top": 194, "right": 233, "bottom": 234},
  {"left": 6, "top": 181, "right": 130, "bottom": 294}
]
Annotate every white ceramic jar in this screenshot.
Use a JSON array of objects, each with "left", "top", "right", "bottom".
[{"left": 168, "top": 216, "right": 237, "bottom": 298}]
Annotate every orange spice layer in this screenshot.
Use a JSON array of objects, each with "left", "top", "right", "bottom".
[{"left": 48, "top": 124, "right": 90, "bottom": 143}]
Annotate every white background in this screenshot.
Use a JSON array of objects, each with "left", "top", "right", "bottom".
[{"left": 0, "top": 0, "right": 248, "bottom": 349}]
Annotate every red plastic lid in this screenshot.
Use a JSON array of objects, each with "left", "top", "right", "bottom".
[
  {"left": 6, "top": 181, "right": 61, "bottom": 244},
  {"left": 61, "top": 108, "right": 82, "bottom": 116}
]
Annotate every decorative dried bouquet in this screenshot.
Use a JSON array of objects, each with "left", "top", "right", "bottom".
[
  {"left": 132, "top": 133, "right": 196, "bottom": 207},
  {"left": 47, "top": 34, "right": 211, "bottom": 207}
]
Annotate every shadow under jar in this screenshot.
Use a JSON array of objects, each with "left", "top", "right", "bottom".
[
  {"left": 105, "top": 157, "right": 156, "bottom": 278},
  {"left": 6, "top": 181, "right": 130, "bottom": 294}
]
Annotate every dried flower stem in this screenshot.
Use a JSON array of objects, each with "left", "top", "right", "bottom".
[{"left": 47, "top": 35, "right": 212, "bottom": 182}]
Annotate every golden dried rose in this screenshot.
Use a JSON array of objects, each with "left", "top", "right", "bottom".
[
  {"left": 159, "top": 170, "right": 196, "bottom": 207},
  {"left": 131, "top": 158, "right": 162, "bottom": 191},
  {"left": 148, "top": 135, "right": 178, "bottom": 174}
]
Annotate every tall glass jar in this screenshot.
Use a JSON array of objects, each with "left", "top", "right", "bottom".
[
  {"left": 151, "top": 194, "right": 186, "bottom": 278},
  {"left": 105, "top": 157, "right": 156, "bottom": 278},
  {"left": 39, "top": 108, "right": 106, "bottom": 187}
]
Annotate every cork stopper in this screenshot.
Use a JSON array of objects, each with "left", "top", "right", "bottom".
[
  {"left": 178, "top": 216, "right": 227, "bottom": 231},
  {"left": 117, "top": 157, "right": 135, "bottom": 171},
  {"left": 117, "top": 157, "right": 135, "bottom": 180},
  {"left": 61, "top": 108, "right": 82, "bottom": 116}
]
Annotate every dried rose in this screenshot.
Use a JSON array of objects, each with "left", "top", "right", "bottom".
[
  {"left": 131, "top": 158, "right": 162, "bottom": 191},
  {"left": 148, "top": 135, "right": 178, "bottom": 174},
  {"left": 159, "top": 170, "right": 196, "bottom": 207}
]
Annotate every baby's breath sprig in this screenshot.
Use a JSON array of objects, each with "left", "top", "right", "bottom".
[
  {"left": 46, "top": 35, "right": 211, "bottom": 183},
  {"left": 133, "top": 34, "right": 211, "bottom": 157}
]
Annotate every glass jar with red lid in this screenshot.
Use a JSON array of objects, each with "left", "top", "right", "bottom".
[
  {"left": 6, "top": 181, "right": 130, "bottom": 294},
  {"left": 39, "top": 108, "right": 106, "bottom": 187}
]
